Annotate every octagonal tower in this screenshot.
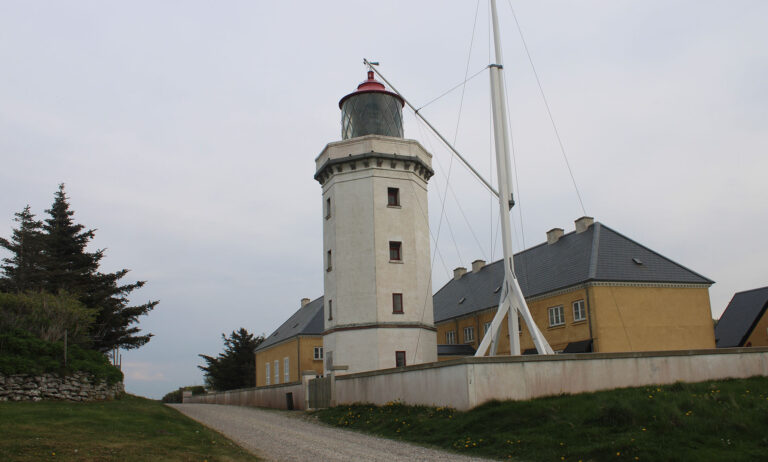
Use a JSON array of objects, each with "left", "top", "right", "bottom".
[{"left": 315, "top": 71, "right": 437, "bottom": 375}]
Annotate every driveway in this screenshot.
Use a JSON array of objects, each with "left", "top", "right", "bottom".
[{"left": 170, "top": 404, "right": 493, "bottom": 462}]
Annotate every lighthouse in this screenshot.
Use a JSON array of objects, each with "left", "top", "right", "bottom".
[{"left": 314, "top": 71, "right": 437, "bottom": 375}]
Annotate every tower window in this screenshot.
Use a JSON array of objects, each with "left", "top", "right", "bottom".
[
  {"left": 392, "top": 293, "right": 403, "bottom": 313},
  {"left": 389, "top": 241, "right": 402, "bottom": 261},
  {"left": 395, "top": 351, "right": 406, "bottom": 367},
  {"left": 327, "top": 250, "right": 332, "bottom": 271},
  {"left": 325, "top": 197, "right": 331, "bottom": 219},
  {"left": 328, "top": 300, "right": 333, "bottom": 321},
  {"left": 387, "top": 187, "right": 400, "bottom": 206}
]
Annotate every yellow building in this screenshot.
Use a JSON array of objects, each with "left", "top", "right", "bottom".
[
  {"left": 434, "top": 217, "right": 716, "bottom": 357},
  {"left": 254, "top": 297, "right": 324, "bottom": 387},
  {"left": 715, "top": 286, "right": 768, "bottom": 348}
]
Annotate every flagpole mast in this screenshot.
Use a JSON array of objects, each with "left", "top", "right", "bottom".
[{"left": 477, "top": 0, "right": 553, "bottom": 356}]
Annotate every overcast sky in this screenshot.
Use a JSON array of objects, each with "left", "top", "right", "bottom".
[{"left": 1, "top": 1, "right": 766, "bottom": 399}]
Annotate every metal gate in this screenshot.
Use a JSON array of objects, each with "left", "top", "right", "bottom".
[{"left": 308, "top": 376, "right": 331, "bottom": 409}]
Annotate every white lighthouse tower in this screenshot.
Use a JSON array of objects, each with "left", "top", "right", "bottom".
[{"left": 315, "top": 71, "right": 437, "bottom": 375}]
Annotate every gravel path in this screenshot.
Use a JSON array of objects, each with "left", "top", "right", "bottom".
[{"left": 170, "top": 404, "right": 493, "bottom": 462}]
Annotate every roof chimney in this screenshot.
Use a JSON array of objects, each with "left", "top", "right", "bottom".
[
  {"left": 300, "top": 298, "right": 310, "bottom": 307},
  {"left": 453, "top": 267, "right": 467, "bottom": 280},
  {"left": 547, "top": 228, "right": 564, "bottom": 245},
  {"left": 471, "top": 259, "right": 486, "bottom": 273},
  {"left": 575, "top": 216, "right": 594, "bottom": 233}
]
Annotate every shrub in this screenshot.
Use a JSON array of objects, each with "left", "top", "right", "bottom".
[
  {"left": 0, "top": 329, "right": 122, "bottom": 384},
  {"left": 0, "top": 291, "right": 97, "bottom": 345}
]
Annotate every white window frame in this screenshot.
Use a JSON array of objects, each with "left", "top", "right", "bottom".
[
  {"left": 463, "top": 326, "right": 475, "bottom": 343},
  {"left": 273, "top": 360, "right": 279, "bottom": 385},
  {"left": 314, "top": 346, "right": 324, "bottom": 360},
  {"left": 265, "top": 362, "right": 270, "bottom": 385},
  {"left": 573, "top": 299, "right": 586, "bottom": 322},
  {"left": 284, "top": 357, "right": 289, "bottom": 383},
  {"left": 483, "top": 322, "right": 491, "bottom": 334},
  {"left": 446, "top": 330, "right": 456, "bottom": 344},
  {"left": 548, "top": 305, "right": 565, "bottom": 327}
]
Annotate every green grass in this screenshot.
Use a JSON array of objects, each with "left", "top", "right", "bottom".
[
  {"left": 0, "top": 394, "right": 258, "bottom": 462},
  {"left": 312, "top": 376, "right": 768, "bottom": 461}
]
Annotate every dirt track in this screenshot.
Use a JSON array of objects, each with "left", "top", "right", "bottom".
[{"left": 170, "top": 403, "right": 492, "bottom": 462}]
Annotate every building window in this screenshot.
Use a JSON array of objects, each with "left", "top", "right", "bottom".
[
  {"left": 483, "top": 322, "right": 491, "bottom": 334},
  {"left": 395, "top": 351, "right": 406, "bottom": 367},
  {"left": 392, "top": 293, "right": 403, "bottom": 313},
  {"left": 463, "top": 326, "right": 475, "bottom": 343},
  {"left": 325, "top": 197, "right": 331, "bottom": 219},
  {"left": 389, "top": 241, "right": 402, "bottom": 261},
  {"left": 573, "top": 300, "right": 586, "bottom": 322},
  {"left": 328, "top": 300, "right": 333, "bottom": 321},
  {"left": 326, "top": 250, "right": 332, "bottom": 271},
  {"left": 314, "top": 347, "right": 324, "bottom": 360},
  {"left": 274, "top": 360, "right": 279, "bottom": 384},
  {"left": 265, "top": 362, "right": 270, "bottom": 385},
  {"left": 387, "top": 187, "right": 400, "bottom": 206},
  {"left": 284, "top": 357, "right": 290, "bottom": 383},
  {"left": 446, "top": 330, "right": 456, "bottom": 344},
  {"left": 548, "top": 305, "right": 565, "bottom": 327},
  {"left": 518, "top": 315, "right": 523, "bottom": 333}
]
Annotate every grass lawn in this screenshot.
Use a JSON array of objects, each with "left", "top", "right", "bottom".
[
  {"left": 312, "top": 376, "right": 768, "bottom": 461},
  {"left": 0, "top": 394, "right": 258, "bottom": 462}
]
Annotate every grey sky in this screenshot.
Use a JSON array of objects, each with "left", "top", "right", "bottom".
[{"left": 1, "top": 1, "right": 766, "bottom": 399}]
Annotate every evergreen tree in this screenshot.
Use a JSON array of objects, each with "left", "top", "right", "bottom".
[
  {"left": 198, "top": 328, "right": 264, "bottom": 391},
  {"left": 0, "top": 206, "right": 46, "bottom": 292},
  {"left": 40, "top": 184, "right": 157, "bottom": 352},
  {"left": 41, "top": 184, "right": 102, "bottom": 295}
]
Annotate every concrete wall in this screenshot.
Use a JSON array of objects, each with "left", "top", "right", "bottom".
[
  {"left": 334, "top": 347, "right": 768, "bottom": 410},
  {"left": 184, "top": 380, "right": 306, "bottom": 410}
]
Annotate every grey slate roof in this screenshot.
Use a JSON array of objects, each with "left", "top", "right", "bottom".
[
  {"left": 433, "top": 222, "right": 713, "bottom": 323},
  {"left": 715, "top": 286, "right": 768, "bottom": 347},
  {"left": 256, "top": 296, "right": 324, "bottom": 352}
]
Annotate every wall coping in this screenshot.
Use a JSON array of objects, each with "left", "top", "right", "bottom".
[{"left": 335, "top": 347, "right": 768, "bottom": 381}]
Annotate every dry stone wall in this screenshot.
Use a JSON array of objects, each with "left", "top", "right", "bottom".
[{"left": 0, "top": 372, "right": 124, "bottom": 402}]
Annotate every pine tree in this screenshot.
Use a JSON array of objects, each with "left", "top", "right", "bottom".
[
  {"left": 42, "top": 184, "right": 102, "bottom": 295},
  {"left": 0, "top": 205, "right": 46, "bottom": 292},
  {"left": 39, "top": 184, "right": 157, "bottom": 352},
  {"left": 198, "top": 328, "right": 264, "bottom": 391}
]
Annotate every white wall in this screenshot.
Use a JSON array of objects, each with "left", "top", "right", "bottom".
[{"left": 334, "top": 348, "right": 768, "bottom": 410}]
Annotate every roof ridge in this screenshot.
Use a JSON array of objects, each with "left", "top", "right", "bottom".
[
  {"left": 597, "top": 223, "right": 714, "bottom": 284},
  {"left": 734, "top": 286, "right": 768, "bottom": 296}
]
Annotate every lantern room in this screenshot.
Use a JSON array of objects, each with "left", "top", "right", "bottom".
[{"left": 338, "top": 71, "right": 404, "bottom": 140}]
